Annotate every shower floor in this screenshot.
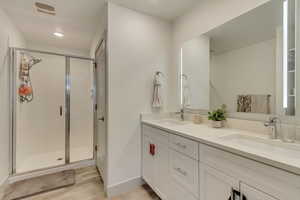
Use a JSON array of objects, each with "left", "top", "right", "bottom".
[{"left": 16, "top": 146, "right": 93, "bottom": 173}]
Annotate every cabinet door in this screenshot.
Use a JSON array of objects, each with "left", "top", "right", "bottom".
[
  {"left": 169, "top": 180, "right": 199, "bottom": 200},
  {"left": 142, "top": 135, "right": 155, "bottom": 187},
  {"left": 155, "top": 140, "right": 170, "bottom": 199},
  {"left": 241, "top": 183, "right": 278, "bottom": 200},
  {"left": 200, "top": 163, "right": 240, "bottom": 200}
]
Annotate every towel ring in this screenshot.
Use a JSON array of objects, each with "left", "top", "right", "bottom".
[
  {"left": 155, "top": 71, "right": 165, "bottom": 77},
  {"left": 181, "top": 74, "right": 188, "bottom": 80}
]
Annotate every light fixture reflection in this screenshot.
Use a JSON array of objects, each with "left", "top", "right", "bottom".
[
  {"left": 283, "top": 0, "right": 288, "bottom": 109},
  {"left": 53, "top": 32, "right": 64, "bottom": 38}
]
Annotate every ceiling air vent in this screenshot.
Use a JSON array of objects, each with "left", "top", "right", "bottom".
[{"left": 35, "top": 2, "right": 56, "bottom": 16}]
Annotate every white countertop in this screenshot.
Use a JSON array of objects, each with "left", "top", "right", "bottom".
[{"left": 142, "top": 118, "right": 300, "bottom": 176}]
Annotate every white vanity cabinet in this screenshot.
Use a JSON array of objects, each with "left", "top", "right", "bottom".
[
  {"left": 142, "top": 125, "right": 199, "bottom": 200},
  {"left": 141, "top": 124, "right": 300, "bottom": 200},
  {"left": 142, "top": 125, "right": 169, "bottom": 199}
]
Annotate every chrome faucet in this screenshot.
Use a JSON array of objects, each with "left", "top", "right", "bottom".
[
  {"left": 264, "top": 117, "right": 280, "bottom": 139},
  {"left": 175, "top": 108, "right": 184, "bottom": 121}
]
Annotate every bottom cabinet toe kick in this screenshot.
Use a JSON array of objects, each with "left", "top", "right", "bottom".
[{"left": 141, "top": 124, "right": 300, "bottom": 200}]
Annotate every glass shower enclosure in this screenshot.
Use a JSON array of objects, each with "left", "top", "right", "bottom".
[{"left": 10, "top": 48, "right": 95, "bottom": 174}]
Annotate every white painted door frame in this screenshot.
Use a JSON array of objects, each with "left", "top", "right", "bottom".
[{"left": 94, "top": 32, "right": 108, "bottom": 192}]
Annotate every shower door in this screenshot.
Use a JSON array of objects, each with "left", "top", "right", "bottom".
[
  {"left": 15, "top": 51, "right": 66, "bottom": 173},
  {"left": 13, "top": 49, "right": 95, "bottom": 174},
  {"left": 69, "top": 58, "right": 94, "bottom": 162}
]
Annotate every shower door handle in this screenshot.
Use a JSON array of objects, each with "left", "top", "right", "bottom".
[{"left": 59, "top": 106, "right": 63, "bottom": 116}]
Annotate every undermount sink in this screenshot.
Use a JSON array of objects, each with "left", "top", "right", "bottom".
[
  {"left": 218, "top": 134, "right": 300, "bottom": 159},
  {"left": 157, "top": 119, "right": 191, "bottom": 126}
]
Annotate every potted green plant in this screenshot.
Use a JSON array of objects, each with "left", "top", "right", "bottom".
[{"left": 208, "top": 105, "right": 227, "bottom": 128}]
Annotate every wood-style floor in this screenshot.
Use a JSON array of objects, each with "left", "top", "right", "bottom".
[{"left": 6, "top": 166, "right": 160, "bottom": 200}]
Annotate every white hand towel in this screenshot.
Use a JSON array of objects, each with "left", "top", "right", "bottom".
[{"left": 152, "top": 74, "right": 163, "bottom": 108}]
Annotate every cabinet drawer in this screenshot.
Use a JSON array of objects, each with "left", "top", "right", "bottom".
[
  {"left": 142, "top": 125, "right": 169, "bottom": 144},
  {"left": 170, "top": 134, "right": 198, "bottom": 160},
  {"left": 170, "top": 150, "right": 199, "bottom": 197}
]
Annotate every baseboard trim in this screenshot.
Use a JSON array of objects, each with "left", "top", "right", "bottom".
[
  {"left": 8, "top": 159, "right": 95, "bottom": 183},
  {"left": 0, "top": 176, "right": 9, "bottom": 199},
  {"left": 106, "top": 176, "right": 144, "bottom": 197},
  {"left": 0, "top": 176, "right": 8, "bottom": 187}
]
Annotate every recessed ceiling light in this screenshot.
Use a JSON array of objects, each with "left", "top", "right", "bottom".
[{"left": 54, "top": 32, "right": 64, "bottom": 38}]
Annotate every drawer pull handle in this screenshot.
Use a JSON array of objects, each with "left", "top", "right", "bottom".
[
  {"left": 175, "top": 142, "right": 187, "bottom": 149},
  {"left": 174, "top": 167, "right": 187, "bottom": 176},
  {"left": 59, "top": 106, "right": 63, "bottom": 116},
  {"left": 228, "top": 188, "right": 241, "bottom": 200}
]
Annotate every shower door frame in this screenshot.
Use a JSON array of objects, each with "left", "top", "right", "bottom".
[{"left": 9, "top": 47, "right": 96, "bottom": 175}]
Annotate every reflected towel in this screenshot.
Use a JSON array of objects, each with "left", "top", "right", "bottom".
[
  {"left": 237, "top": 95, "right": 270, "bottom": 114},
  {"left": 237, "top": 95, "right": 251, "bottom": 112},
  {"left": 251, "top": 95, "right": 270, "bottom": 114},
  {"left": 182, "top": 77, "right": 191, "bottom": 107}
]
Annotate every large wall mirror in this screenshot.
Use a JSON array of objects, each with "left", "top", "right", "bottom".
[{"left": 180, "top": 0, "right": 297, "bottom": 119}]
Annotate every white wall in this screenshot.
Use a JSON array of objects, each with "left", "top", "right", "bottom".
[
  {"left": 90, "top": 4, "right": 108, "bottom": 58},
  {"left": 0, "top": 8, "right": 26, "bottom": 184},
  {"left": 106, "top": 2, "right": 172, "bottom": 190},
  {"left": 172, "top": 0, "right": 271, "bottom": 108},
  {"left": 181, "top": 36, "right": 210, "bottom": 109},
  {"left": 210, "top": 39, "right": 276, "bottom": 113}
]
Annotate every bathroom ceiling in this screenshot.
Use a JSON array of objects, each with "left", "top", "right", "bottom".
[
  {"left": 0, "top": 0, "right": 106, "bottom": 52},
  {"left": 0, "top": 0, "right": 199, "bottom": 52},
  {"left": 110, "top": 0, "right": 199, "bottom": 20}
]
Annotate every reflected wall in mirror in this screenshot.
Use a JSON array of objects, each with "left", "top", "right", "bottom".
[
  {"left": 181, "top": 36, "right": 210, "bottom": 110},
  {"left": 180, "top": 0, "right": 297, "bottom": 118}
]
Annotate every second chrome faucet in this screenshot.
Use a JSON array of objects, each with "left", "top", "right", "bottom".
[{"left": 264, "top": 117, "right": 281, "bottom": 139}]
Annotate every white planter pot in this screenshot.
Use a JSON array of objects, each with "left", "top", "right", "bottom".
[{"left": 210, "top": 120, "right": 224, "bottom": 128}]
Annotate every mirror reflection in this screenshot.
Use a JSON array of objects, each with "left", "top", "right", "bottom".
[{"left": 180, "top": 0, "right": 296, "bottom": 117}]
